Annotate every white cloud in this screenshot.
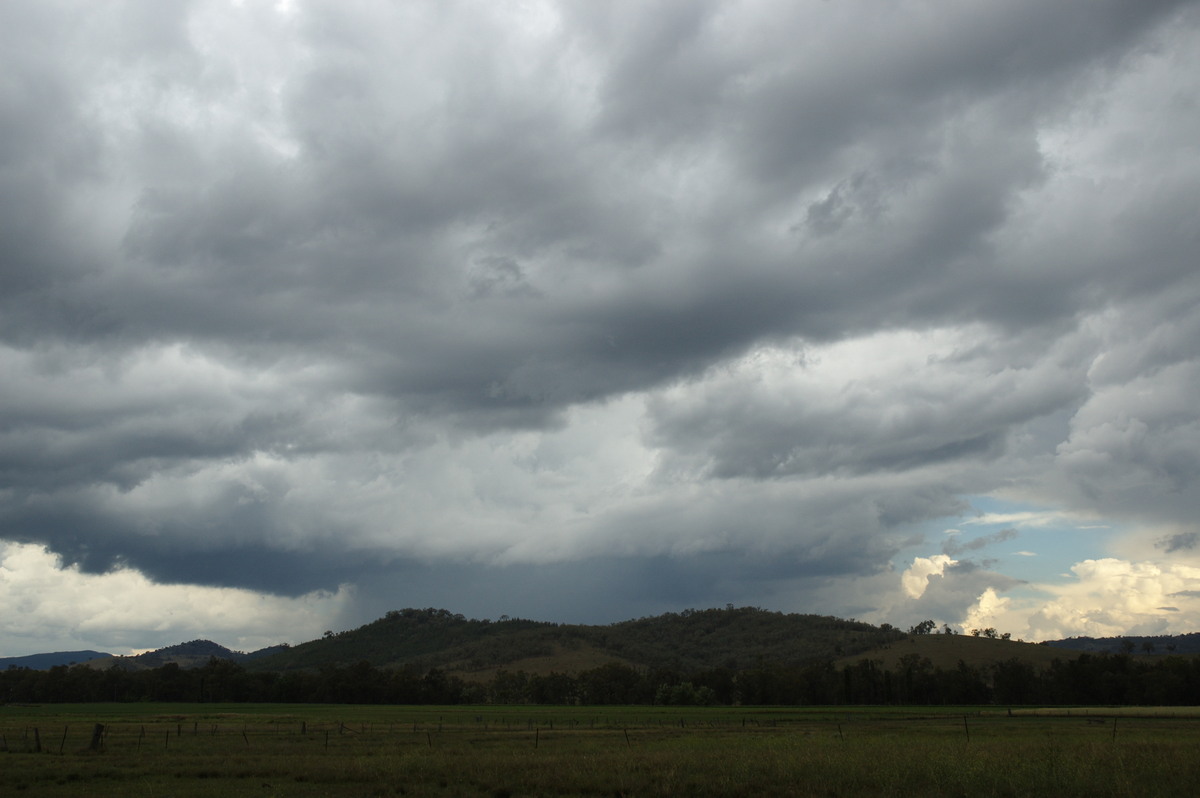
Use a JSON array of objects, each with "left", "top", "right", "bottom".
[
  {"left": 0, "top": 542, "right": 349, "bottom": 656},
  {"left": 901, "top": 554, "right": 956, "bottom": 600},
  {"left": 947, "top": 558, "right": 1200, "bottom": 642},
  {"left": 963, "top": 510, "right": 1106, "bottom": 529},
  {"left": 963, "top": 587, "right": 1011, "bottom": 632},
  {"left": 1025, "top": 559, "right": 1200, "bottom": 640}
]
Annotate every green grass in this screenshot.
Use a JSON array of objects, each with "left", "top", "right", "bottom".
[{"left": 3, "top": 704, "right": 1200, "bottom": 796}]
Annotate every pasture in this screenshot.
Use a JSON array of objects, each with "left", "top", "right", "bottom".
[{"left": 3, "top": 703, "right": 1199, "bottom": 796}]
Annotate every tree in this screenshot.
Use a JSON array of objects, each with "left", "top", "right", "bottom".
[
  {"left": 909, "top": 620, "right": 937, "bottom": 635},
  {"left": 655, "top": 682, "right": 717, "bottom": 706},
  {"left": 579, "top": 663, "right": 644, "bottom": 705},
  {"left": 992, "top": 658, "right": 1038, "bottom": 705}
]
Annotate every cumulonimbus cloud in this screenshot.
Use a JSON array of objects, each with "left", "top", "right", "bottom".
[{"left": 0, "top": 0, "right": 1198, "bottom": 652}]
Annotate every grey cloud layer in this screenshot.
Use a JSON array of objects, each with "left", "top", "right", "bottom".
[{"left": 1, "top": 0, "right": 1198, "bottom": 623}]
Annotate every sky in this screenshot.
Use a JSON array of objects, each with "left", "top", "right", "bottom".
[{"left": 2, "top": 0, "right": 1199, "bottom": 657}]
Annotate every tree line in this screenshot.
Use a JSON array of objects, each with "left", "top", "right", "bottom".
[{"left": 5, "top": 650, "right": 1200, "bottom": 706}]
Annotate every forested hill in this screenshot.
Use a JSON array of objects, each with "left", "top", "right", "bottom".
[
  {"left": 248, "top": 607, "right": 904, "bottom": 675},
  {"left": 599, "top": 608, "right": 897, "bottom": 671}
]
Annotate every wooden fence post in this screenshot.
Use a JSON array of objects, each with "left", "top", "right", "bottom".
[{"left": 89, "top": 724, "right": 105, "bottom": 752}]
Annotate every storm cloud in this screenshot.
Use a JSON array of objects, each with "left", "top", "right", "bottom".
[{"left": 2, "top": 0, "right": 1199, "bottom": 653}]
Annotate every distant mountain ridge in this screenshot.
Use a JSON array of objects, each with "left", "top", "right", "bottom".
[
  {"left": 1043, "top": 632, "right": 1200, "bottom": 655},
  {"left": 81, "top": 640, "right": 289, "bottom": 671},
  {"left": 0, "top": 650, "right": 111, "bottom": 670}
]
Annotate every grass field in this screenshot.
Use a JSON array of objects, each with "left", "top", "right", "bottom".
[{"left": 4, "top": 703, "right": 1200, "bottom": 797}]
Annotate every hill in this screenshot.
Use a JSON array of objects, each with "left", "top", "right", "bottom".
[
  {"left": 1044, "top": 632, "right": 1200, "bottom": 655},
  {"left": 83, "top": 640, "right": 288, "bottom": 671},
  {"left": 247, "top": 606, "right": 905, "bottom": 676},
  {"left": 836, "top": 632, "right": 1069, "bottom": 671},
  {"left": 0, "top": 650, "right": 110, "bottom": 670}
]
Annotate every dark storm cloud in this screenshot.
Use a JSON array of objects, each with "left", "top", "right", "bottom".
[
  {"left": 6, "top": 1, "right": 1185, "bottom": 369},
  {"left": 344, "top": 557, "right": 727, "bottom": 630},
  {"left": 644, "top": 327, "right": 1089, "bottom": 481},
  {"left": 346, "top": 548, "right": 895, "bottom": 629},
  {"left": 943, "top": 529, "right": 1019, "bottom": 558},
  {"left": 0, "top": 484, "right": 391, "bottom": 595},
  {"left": 0, "top": 0, "right": 1198, "bottom": 622},
  {"left": 1159, "top": 533, "right": 1200, "bottom": 554}
]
